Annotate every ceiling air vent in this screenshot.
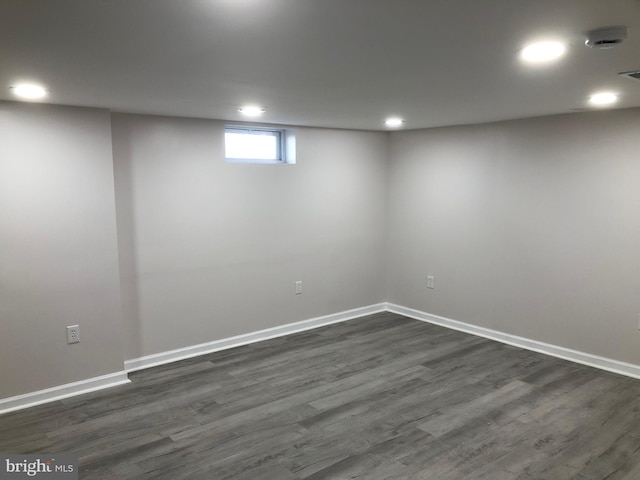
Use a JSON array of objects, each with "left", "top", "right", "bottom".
[{"left": 619, "top": 70, "right": 640, "bottom": 81}]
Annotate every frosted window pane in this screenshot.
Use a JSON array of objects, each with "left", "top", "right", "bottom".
[{"left": 225, "top": 132, "right": 279, "bottom": 160}]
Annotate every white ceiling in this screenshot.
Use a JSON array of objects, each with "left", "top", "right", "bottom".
[{"left": 1, "top": 0, "right": 639, "bottom": 131}]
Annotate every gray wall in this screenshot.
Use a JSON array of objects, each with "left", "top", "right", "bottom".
[
  {"left": 0, "top": 102, "right": 124, "bottom": 398},
  {"left": 111, "top": 114, "right": 388, "bottom": 359},
  {"left": 387, "top": 108, "right": 640, "bottom": 365},
  {"left": 3, "top": 102, "right": 640, "bottom": 400}
]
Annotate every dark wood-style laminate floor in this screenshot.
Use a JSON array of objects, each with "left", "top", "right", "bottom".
[{"left": 2, "top": 312, "right": 640, "bottom": 479}]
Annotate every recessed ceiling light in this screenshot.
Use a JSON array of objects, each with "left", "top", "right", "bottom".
[
  {"left": 238, "top": 105, "right": 265, "bottom": 117},
  {"left": 385, "top": 117, "right": 404, "bottom": 128},
  {"left": 10, "top": 83, "right": 48, "bottom": 100},
  {"left": 588, "top": 91, "right": 619, "bottom": 106},
  {"left": 520, "top": 41, "right": 567, "bottom": 63}
]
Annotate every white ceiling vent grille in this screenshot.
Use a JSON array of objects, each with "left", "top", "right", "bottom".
[{"left": 619, "top": 70, "right": 640, "bottom": 81}]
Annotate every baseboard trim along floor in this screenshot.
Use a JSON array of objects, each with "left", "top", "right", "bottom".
[
  {"left": 3, "top": 301, "right": 639, "bottom": 414},
  {"left": 0, "top": 371, "right": 130, "bottom": 415},
  {"left": 124, "top": 303, "right": 388, "bottom": 373},
  {"left": 386, "top": 303, "right": 640, "bottom": 380}
]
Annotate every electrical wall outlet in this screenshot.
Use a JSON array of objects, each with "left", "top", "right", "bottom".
[
  {"left": 295, "top": 281, "right": 303, "bottom": 295},
  {"left": 427, "top": 276, "right": 435, "bottom": 289},
  {"left": 66, "top": 325, "right": 80, "bottom": 344}
]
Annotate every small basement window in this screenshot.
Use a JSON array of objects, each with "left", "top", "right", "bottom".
[{"left": 225, "top": 126, "right": 295, "bottom": 164}]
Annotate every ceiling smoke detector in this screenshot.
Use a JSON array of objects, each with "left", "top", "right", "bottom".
[{"left": 585, "top": 26, "right": 628, "bottom": 49}]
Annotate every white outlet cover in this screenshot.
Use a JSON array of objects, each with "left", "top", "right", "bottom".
[{"left": 66, "top": 325, "right": 80, "bottom": 344}]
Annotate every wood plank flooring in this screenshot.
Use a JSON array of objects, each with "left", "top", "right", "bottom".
[{"left": 2, "top": 312, "right": 640, "bottom": 479}]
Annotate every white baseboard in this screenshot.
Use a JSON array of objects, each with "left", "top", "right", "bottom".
[
  {"left": 124, "top": 303, "right": 387, "bottom": 372},
  {"left": 1, "top": 304, "right": 386, "bottom": 414},
  {"left": 0, "top": 371, "right": 130, "bottom": 415},
  {"left": 6, "top": 301, "right": 638, "bottom": 415},
  {"left": 386, "top": 303, "right": 640, "bottom": 380}
]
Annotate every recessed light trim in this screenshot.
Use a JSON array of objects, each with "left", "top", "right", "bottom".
[
  {"left": 520, "top": 41, "right": 567, "bottom": 63},
  {"left": 10, "top": 83, "right": 48, "bottom": 100},
  {"left": 238, "top": 105, "right": 265, "bottom": 117},
  {"left": 588, "top": 91, "right": 619, "bottom": 106},
  {"left": 385, "top": 117, "right": 404, "bottom": 128}
]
